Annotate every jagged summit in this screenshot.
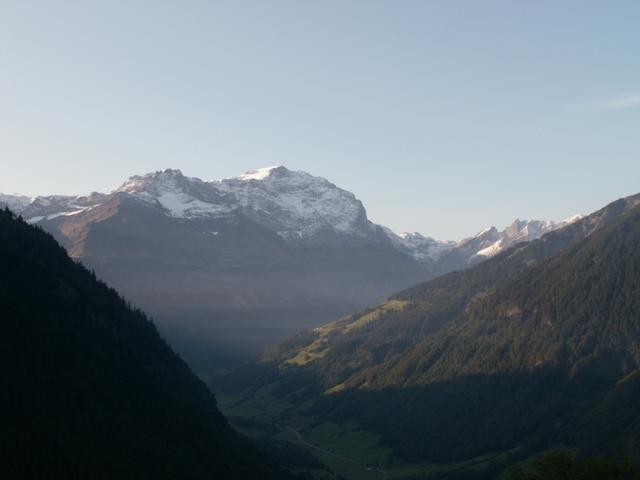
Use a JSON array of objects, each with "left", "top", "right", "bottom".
[
  {"left": 4, "top": 166, "right": 375, "bottom": 242},
  {"left": 235, "top": 165, "right": 286, "bottom": 181},
  {"left": 114, "top": 168, "right": 232, "bottom": 219},
  {"left": 469, "top": 215, "right": 583, "bottom": 260},
  {"left": 385, "top": 229, "right": 456, "bottom": 263},
  {"left": 116, "top": 168, "right": 191, "bottom": 193},
  {"left": 399, "top": 232, "right": 428, "bottom": 240},
  {"left": 0, "top": 193, "right": 32, "bottom": 212},
  {"left": 1, "top": 166, "right": 582, "bottom": 262},
  {"left": 215, "top": 166, "right": 370, "bottom": 240}
]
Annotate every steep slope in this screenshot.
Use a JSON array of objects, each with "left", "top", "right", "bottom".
[
  {"left": 221, "top": 193, "right": 640, "bottom": 466},
  {"left": 0, "top": 208, "right": 293, "bottom": 479}
]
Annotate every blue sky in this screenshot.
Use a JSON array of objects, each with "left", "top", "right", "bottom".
[{"left": 1, "top": 1, "right": 638, "bottom": 239}]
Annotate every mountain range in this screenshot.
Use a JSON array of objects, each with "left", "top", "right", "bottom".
[{"left": 0, "top": 166, "right": 580, "bottom": 367}]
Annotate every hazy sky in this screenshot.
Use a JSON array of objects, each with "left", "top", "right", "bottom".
[{"left": 1, "top": 1, "right": 639, "bottom": 240}]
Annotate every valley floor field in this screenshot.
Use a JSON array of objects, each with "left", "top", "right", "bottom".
[{"left": 217, "top": 388, "right": 521, "bottom": 480}]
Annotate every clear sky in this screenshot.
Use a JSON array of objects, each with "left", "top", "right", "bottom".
[{"left": 1, "top": 1, "right": 638, "bottom": 240}]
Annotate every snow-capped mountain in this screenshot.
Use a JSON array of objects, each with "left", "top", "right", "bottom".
[
  {"left": 425, "top": 215, "right": 583, "bottom": 274},
  {"left": 115, "top": 169, "right": 235, "bottom": 219},
  {"left": 0, "top": 166, "right": 582, "bottom": 364},
  {"left": 8, "top": 166, "right": 382, "bottom": 245},
  {"left": 385, "top": 229, "right": 456, "bottom": 265},
  {"left": 1, "top": 166, "right": 582, "bottom": 270},
  {"left": 117, "top": 166, "right": 371, "bottom": 237},
  {"left": 214, "top": 166, "right": 374, "bottom": 242},
  {"left": 467, "top": 216, "right": 584, "bottom": 260},
  {"left": 433, "top": 215, "right": 582, "bottom": 275},
  {"left": 0, "top": 167, "right": 427, "bottom": 363},
  {"left": 0, "top": 193, "right": 31, "bottom": 212}
]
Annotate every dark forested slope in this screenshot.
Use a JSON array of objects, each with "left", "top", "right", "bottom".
[{"left": 0, "top": 208, "right": 292, "bottom": 479}]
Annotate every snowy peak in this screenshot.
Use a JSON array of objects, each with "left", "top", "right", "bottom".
[
  {"left": 459, "top": 226, "right": 501, "bottom": 248},
  {"left": 0, "top": 193, "right": 32, "bottom": 212},
  {"left": 115, "top": 169, "right": 234, "bottom": 218},
  {"left": 0, "top": 166, "right": 585, "bottom": 265},
  {"left": 0, "top": 192, "right": 106, "bottom": 224},
  {"left": 503, "top": 219, "right": 553, "bottom": 242},
  {"left": 399, "top": 232, "right": 427, "bottom": 241},
  {"left": 118, "top": 166, "right": 374, "bottom": 240},
  {"left": 560, "top": 213, "right": 584, "bottom": 226},
  {"left": 471, "top": 215, "right": 582, "bottom": 260},
  {"left": 117, "top": 168, "right": 186, "bottom": 192},
  {"left": 215, "top": 166, "right": 370, "bottom": 240},
  {"left": 235, "top": 165, "right": 285, "bottom": 181},
  {"left": 2, "top": 166, "right": 375, "bottom": 243},
  {"left": 115, "top": 168, "right": 214, "bottom": 199},
  {"left": 385, "top": 229, "right": 456, "bottom": 263}
]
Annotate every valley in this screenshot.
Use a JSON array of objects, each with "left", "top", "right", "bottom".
[
  {"left": 217, "top": 384, "right": 526, "bottom": 480},
  {"left": 3, "top": 4, "right": 639, "bottom": 479},
  {"left": 3, "top": 171, "right": 638, "bottom": 479}
]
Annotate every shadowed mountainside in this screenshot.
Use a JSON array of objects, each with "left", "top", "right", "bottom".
[{"left": 0, "top": 208, "right": 295, "bottom": 479}]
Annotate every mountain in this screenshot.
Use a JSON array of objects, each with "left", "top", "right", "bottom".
[
  {"left": 431, "top": 215, "right": 583, "bottom": 274},
  {"left": 217, "top": 192, "right": 640, "bottom": 476},
  {"left": 0, "top": 167, "right": 425, "bottom": 366},
  {"left": 0, "top": 208, "right": 295, "bottom": 479},
  {"left": 384, "top": 230, "right": 457, "bottom": 268},
  {"left": 0, "top": 167, "right": 576, "bottom": 367}
]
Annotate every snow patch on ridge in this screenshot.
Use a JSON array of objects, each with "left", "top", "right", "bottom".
[
  {"left": 384, "top": 229, "right": 456, "bottom": 263},
  {"left": 214, "top": 167, "right": 369, "bottom": 239},
  {"left": 27, "top": 204, "right": 101, "bottom": 223},
  {"left": 475, "top": 239, "right": 505, "bottom": 257},
  {"left": 116, "top": 169, "right": 234, "bottom": 218},
  {"left": 236, "top": 166, "right": 283, "bottom": 181},
  {"left": 471, "top": 215, "right": 583, "bottom": 260},
  {"left": 561, "top": 214, "right": 584, "bottom": 225},
  {"left": 0, "top": 192, "right": 106, "bottom": 224},
  {"left": 155, "top": 191, "right": 230, "bottom": 218}
]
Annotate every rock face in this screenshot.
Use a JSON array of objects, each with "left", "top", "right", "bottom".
[{"left": 0, "top": 166, "right": 579, "bottom": 365}]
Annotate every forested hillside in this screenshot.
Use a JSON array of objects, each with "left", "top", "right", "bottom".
[
  {"left": 218, "top": 194, "right": 640, "bottom": 472},
  {"left": 0, "top": 208, "right": 293, "bottom": 479}
]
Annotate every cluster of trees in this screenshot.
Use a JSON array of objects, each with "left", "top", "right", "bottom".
[{"left": 508, "top": 451, "right": 638, "bottom": 480}]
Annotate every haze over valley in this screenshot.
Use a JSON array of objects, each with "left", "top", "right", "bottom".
[{"left": 1, "top": 166, "right": 582, "bottom": 371}]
